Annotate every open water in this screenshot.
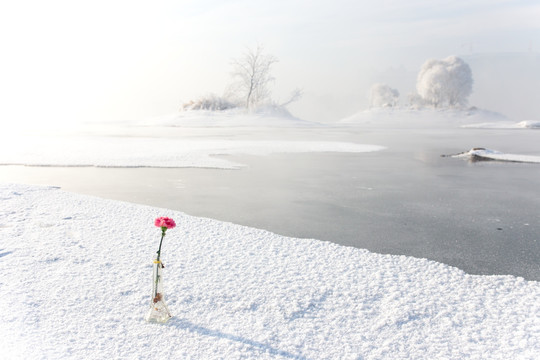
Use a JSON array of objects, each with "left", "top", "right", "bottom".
[{"left": 1, "top": 126, "right": 539, "bottom": 279}]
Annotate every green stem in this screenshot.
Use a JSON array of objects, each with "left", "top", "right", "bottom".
[
  {"left": 156, "top": 229, "right": 166, "bottom": 262},
  {"left": 154, "top": 228, "right": 166, "bottom": 299},
  {"left": 154, "top": 264, "right": 160, "bottom": 299}
]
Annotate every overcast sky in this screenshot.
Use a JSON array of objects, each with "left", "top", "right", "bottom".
[{"left": 1, "top": 0, "right": 538, "bottom": 127}]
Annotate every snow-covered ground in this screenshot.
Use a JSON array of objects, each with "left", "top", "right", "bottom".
[
  {"left": 139, "top": 107, "right": 323, "bottom": 128},
  {"left": 1, "top": 183, "right": 539, "bottom": 359},
  {"left": 339, "top": 108, "right": 512, "bottom": 128}
]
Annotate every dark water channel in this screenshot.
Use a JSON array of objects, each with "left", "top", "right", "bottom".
[{"left": 2, "top": 127, "right": 539, "bottom": 279}]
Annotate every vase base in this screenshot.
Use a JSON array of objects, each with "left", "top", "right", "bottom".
[
  {"left": 145, "top": 315, "right": 172, "bottom": 324},
  {"left": 145, "top": 301, "right": 172, "bottom": 323}
]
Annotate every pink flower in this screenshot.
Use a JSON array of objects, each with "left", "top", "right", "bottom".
[{"left": 154, "top": 217, "right": 176, "bottom": 229}]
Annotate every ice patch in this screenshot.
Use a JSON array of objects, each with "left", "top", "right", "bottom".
[
  {"left": 463, "top": 120, "right": 540, "bottom": 129},
  {"left": 516, "top": 120, "right": 540, "bottom": 129},
  {"left": 0, "top": 136, "right": 384, "bottom": 169},
  {"left": 450, "top": 148, "right": 540, "bottom": 163}
]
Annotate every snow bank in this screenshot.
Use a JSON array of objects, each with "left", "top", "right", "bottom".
[
  {"left": 0, "top": 136, "right": 383, "bottom": 169},
  {"left": 452, "top": 148, "right": 540, "bottom": 163},
  {"left": 340, "top": 108, "right": 511, "bottom": 128},
  {"left": 140, "top": 109, "right": 322, "bottom": 128},
  {"left": 1, "top": 183, "right": 539, "bottom": 359}
]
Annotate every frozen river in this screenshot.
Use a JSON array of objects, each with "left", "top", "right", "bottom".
[{"left": 1, "top": 125, "right": 539, "bottom": 279}]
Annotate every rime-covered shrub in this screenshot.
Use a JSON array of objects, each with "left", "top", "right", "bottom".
[
  {"left": 180, "top": 94, "right": 236, "bottom": 111},
  {"left": 407, "top": 92, "right": 428, "bottom": 109},
  {"left": 368, "top": 83, "right": 400, "bottom": 108},
  {"left": 416, "top": 56, "right": 473, "bottom": 108}
]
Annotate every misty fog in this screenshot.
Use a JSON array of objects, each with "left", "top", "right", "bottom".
[{"left": 1, "top": 1, "right": 539, "bottom": 129}]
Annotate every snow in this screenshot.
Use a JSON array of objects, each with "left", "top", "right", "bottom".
[
  {"left": 452, "top": 148, "right": 540, "bottom": 164},
  {"left": 0, "top": 136, "right": 383, "bottom": 170},
  {"left": 0, "top": 110, "right": 385, "bottom": 169},
  {"left": 415, "top": 56, "right": 473, "bottom": 108},
  {"left": 463, "top": 120, "right": 540, "bottom": 129},
  {"left": 339, "top": 108, "right": 540, "bottom": 132},
  {"left": 1, "top": 183, "right": 539, "bottom": 359},
  {"left": 339, "top": 108, "right": 511, "bottom": 128},
  {"left": 1, "top": 109, "right": 539, "bottom": 358},
  {"left": 516, "top": 121, "right": 540, "bottom": 129},
  {"left": 139, "top": 108, "right": 323, "bottom": 128}
]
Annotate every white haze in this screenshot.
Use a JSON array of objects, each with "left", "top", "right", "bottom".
[{"left": 0, "top": 0, "right": 539, "bottom": 131}]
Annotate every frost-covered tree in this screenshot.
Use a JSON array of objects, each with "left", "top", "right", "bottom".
[
  {"left": 368, "top": 83, "right": 399, "bottom": 108},
  {"left": 228, "top": 45, "right": 278, "bottom": 110},
  {"left": 416, "top": 56, "right": 473, "bottom": 108},
  {"left": 407, "top": 92, "right": 427, "bottom": 109}
]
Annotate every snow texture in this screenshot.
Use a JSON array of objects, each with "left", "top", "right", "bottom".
[{"left": 1, "top": 183, "right": 539, "bottom": 359}]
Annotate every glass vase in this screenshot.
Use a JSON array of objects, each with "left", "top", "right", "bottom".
[{"left": 145, "top": 259, "right": 172, "bottom": 323}]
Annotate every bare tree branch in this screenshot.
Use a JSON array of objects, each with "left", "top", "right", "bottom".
[
  {"left": 229, "top": 44, "right": 278, "bottom": 110},
  {"left": 280, "top": 88, "right": 304, "bottom": 107}
]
